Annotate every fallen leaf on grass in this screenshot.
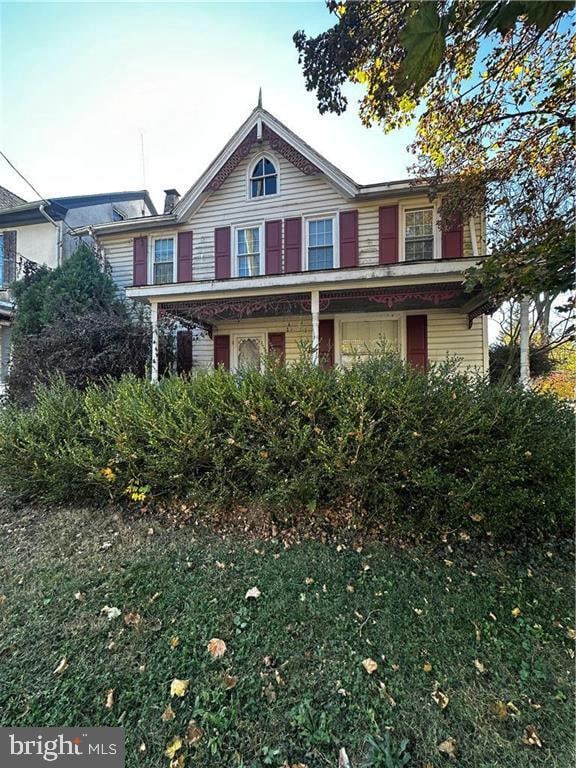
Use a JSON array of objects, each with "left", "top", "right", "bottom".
[
  {"left": 124, "top": 611, "right": 142, "bottom": 627},
  {"left": 100, "top": 605, "right": 121, "bottom": 621},
  {"left": 432, "top": 689, "right": 449, "bottom": 709},
  {"left": 169, "top": 755, "right": 185, "bottom": 768},
  {"left": 74, "top": 591, "right": 86, "bottom": 601},
  {"left": 379, "top": 682, "right": 396, "bottom": 707},
  {"left": 53, "top": 656, "right": 68, "bottom": 675},
  {"left": 338, "top": 747, "right": 351, "bottom": 768},
  {"left": 262, "top": 683, "right": 276, "bottom": 703},
  {"left": 566, "top": 627, "right": 576, "bottom": 640},
  {"left": 362, "top": 658, "right": 378, "bottom": 675},
  {"left": 164, "top": 736, "right": 182, "bottom": 759},
  {"left": 170, "top": 678, "right": 189, "bottom": 698},
  {"left": 104, "top": 688, "right": 114, "bottom": 710},
  {"left": 245, "top": 587, "right": 261, "bottom": 600},
  {"left": 522, "top": 725, "right": 542, "bottom": 748},
  {"left": 438, "top": 738, "right": 457, "bottom": 759},
  {"left": 223, "top": 673, "right": 238, "bottom": 690},
  {"left": 162, "top": 704, "right": 175, "bottom": 721},
  {"left": 186, "top": 720, "right": 204, "bottom": 745},
  {"left": 423, "top": 662, "right": 433, "bottom": 673},
  {"left": 473, "top": 659, "right": 486, "bottom": 674},
  {"left": 511, "top": 607, "right": 522, "bottom": 618},
  {"left": 170, "top": 635, "right": 180, "bottom": 649},
  {"left": 207, "top": 638, "right": 227, "bottom": 659},
  {"left": 138, "top": 742, "right": 146, "bottom": 754},
  {"left": 0, "top": 595, "right": 6, "bottom": 606}
]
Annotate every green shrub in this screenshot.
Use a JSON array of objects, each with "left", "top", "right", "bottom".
[{"left": 0, "top": 355, "right": 573, "bottom": 541}]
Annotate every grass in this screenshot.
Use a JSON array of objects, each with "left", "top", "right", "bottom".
[{"left": 0, "top": 505, "right": 574, "bottom": 768}]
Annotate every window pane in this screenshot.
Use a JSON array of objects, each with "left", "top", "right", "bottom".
[
  {"left": 250, "top": 157, "right": 277, "bottom": 197},
  {"left": 237, "top": 338, "right": 261, "bottom": 370},
  {"left": 264, "top": 176, "right": 277, "bottom": 195},
  {"left": 154, "top": 238, "right": 174, "bottom": 262},
  {"left": 264, "top": 159, "right": 275, "bottom": 175},
  {"left": 309, "top": 219, "right": 333, "bottom": 247},
  {"left": 238, "top": 254, "right": 259, "bottom": 277},
  {"left": 0, "top": 235, "right": 4, "bottom": 286},
  {"left": 406, "top": 209, "right": 433, "bottom": 238},
  {"left": 341, "top": 320, "right": 399, "bottom": 365},
  {"left": 154, "top": 262, "right": 173, "bottom": 284},
  {"left": 405, "top": 239, "right": 433, "bottom": 261},
  {"left": 309, "top": 246, "right": 333, "bottom": 270},
  {"left": 253, "top": 159, "right": 264, "bottom": 176},
  {"left": 251, "top": 178, "right": 264, "bottom": 197}
]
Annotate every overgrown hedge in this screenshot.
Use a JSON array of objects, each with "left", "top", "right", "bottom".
[{"left": 0, "top": 355, "right": 573, "bottom": 540}]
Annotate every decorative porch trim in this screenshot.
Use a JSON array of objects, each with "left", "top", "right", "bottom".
[
  {"left": 467, "top": 301, "right": 494, "bottom": 328},
  {"left": 322, "top": 284, "right": 463, "bottom": 309}
]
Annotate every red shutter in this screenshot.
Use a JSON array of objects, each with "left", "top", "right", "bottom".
[
  {"left": 214, "top": 227, "right": 231, "bottom": 279},
  {"left": 406, "top": 315, "right": 428, "bottom": 369},
  {"left": 339, "top": 210, "right": 358, "bottom": 268},
  {"left": 133, "top": 236, "right": 148, "bottom": 286},
  {"left": 284, "top": 217, "right": 301, "bottom": 273},
  {"left": 213, "top": 334, "right": 230, "bottom": 370},
  {"left": 176, "top": 330, "right": 193, "bottom": 373},
  {"left": 379, "top": 205, "right": 399, "bottom": 264},
  {"left": 265, "top": 220, "right": 282, "bottom": 275},
  {"left": 319, "top": 318, "right": 335, "bottom": 369},
  {"left": 442, "top": 213, "right": 464, "bottom": 259},
  {"left": 177, "top": 231, "right": 193, "bottom": 282},
  {"left": 268, "top": 332, "right": 285, "bottom": 363}
]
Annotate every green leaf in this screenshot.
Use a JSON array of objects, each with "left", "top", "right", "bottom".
[{"left": 395, "top": 2, "right": 447, "bottom": 95}]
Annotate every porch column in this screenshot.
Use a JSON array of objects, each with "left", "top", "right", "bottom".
[
  {"left": 311, "top": 290, "right": 320, "bottom": 365},
  {"left": 150, "top": 301, "right": 159, "bottom": 383}
]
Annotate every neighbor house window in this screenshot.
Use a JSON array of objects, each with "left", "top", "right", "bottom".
[
  {"left": 236, "top": 227, "right": 261, "bottom": 277},
  {"left": 340, "top": 319, "right": 399, "bottom": 367},
  {"left": 0, "top": 231, "right": 16, "bottom": 288},
  {"left": 308, "top": 218, "right": 334, "bottom": 270},
  {"left": 405, "top": 208, "right": 434, "bottom": 261},
  {"left": 153, "top": 238, "right": 174, "bottom": 284},
  {"left": 250, "top": 157, "right": 277, "bottom": 197}
]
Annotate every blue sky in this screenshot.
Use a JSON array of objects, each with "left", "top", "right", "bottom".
[{"left": 0, "top": 1, "right": 417, "bottom": 211}]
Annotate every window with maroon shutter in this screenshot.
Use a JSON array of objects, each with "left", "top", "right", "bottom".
[
  {"left": 265, "top": 220, "right": 282, "bottom": 274},
  {"left": 213, "top": 334, "right": 230, "bottom": 370},
  {"left": 379, "top": 206, "right": 398, "bottom": 264},
  {"left": 406, "top": 315, "right": 428, "bottom": 369},
  {"left": 284, "top": 217, "right": 301, "bottom": 273},
  {"left": 319, "top": 319, "right": 335, "bottom": 369},
  {"left": 177, "top": 231, "right": 193, "bottom": 282},
  {"left": 339, "top": 210, "right": 358, "bottom": 268},
  {"left": 133, "top": 236, "right": 148, "bottom": 286},
  {"left": 176, "top": 330, "right": 193, "bottom": 373},
  {"left": 268, "top": 332, "right": 285, "bottom": 364},
  {"left": 214, "top": 227, "right": 231, "bottom": 279},
  {"left": 442, "top": 213, "right": 464, "bottom": 259}
]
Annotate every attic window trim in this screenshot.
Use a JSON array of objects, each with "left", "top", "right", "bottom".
[{"left": 247, "top": 152, "right": 280, "bottom": 201}]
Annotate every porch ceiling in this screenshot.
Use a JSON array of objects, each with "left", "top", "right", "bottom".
[{"left": 159, "top": 283, "right": 485, "bottom": 325}]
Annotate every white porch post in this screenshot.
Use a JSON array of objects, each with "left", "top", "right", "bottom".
[
  {"left": 311, "top": 290, "right": 320, "bottom": 365},
  {"left": 150, "top": 301, "right": 159, "bottom": 383},
  {"left": 519, "top": 296, "right": 530, "bottom": 387}
]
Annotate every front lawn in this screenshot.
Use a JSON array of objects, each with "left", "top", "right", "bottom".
[{"left": 0, "top": 505, "right": 573, "bottom": 767}]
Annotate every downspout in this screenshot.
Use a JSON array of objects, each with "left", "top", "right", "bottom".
[{"left": 39, "top": 204, "right": 63, "bottom": 266}]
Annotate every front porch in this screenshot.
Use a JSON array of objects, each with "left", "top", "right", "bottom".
[{"left": 149, "top": 282, "right": 490, "bottom": 378}]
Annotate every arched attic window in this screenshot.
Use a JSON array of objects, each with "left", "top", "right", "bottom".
[{"left": 250, "top": 157, "right": 277, "bottom": 198}]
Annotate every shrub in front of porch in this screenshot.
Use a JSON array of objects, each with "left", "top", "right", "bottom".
[{"left": 0, "top": 355, "right": 572, "bottom": 540}]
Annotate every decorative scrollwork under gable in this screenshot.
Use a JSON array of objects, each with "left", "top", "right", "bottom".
[{"left": 203, "top": 123, "right": 321, "bottom": 193}]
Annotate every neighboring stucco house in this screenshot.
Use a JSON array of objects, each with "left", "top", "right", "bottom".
[
  {"left": 0, "top": 188, "right": 157, "bottom": 386},
  {"left": 74, "top": 105, "right": 491, "bottom": 378}
]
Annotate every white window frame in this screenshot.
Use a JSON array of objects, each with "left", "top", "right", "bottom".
[
  {"left": 232, "top": 222, "right": 264, "bottom": 278},
  {"left": 149, "top": 235, "right": 177, "bottom": 285},
  {"left": 231, "top": 330, "right": 267, "bottom": 373},
  {"left": 247, "top": 153, "right": 280, "bottom": 201},
  {"left": 399, "top": 200, "right": 441, "bottom": 263},
  {"left": 303, "top": 213, "right": 339, "bottom": 272},
  {"left": 335, "top": 312, "right": 405, "bottom": 366}
]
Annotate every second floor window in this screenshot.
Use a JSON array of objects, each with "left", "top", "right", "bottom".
[
  {"left": 153, "top": 238, "right": 174, "bottom": 284},
  {"left": 236, "top": 227, "right": 260, "bottom": 277},
  {"left": 308, "top": 218, "right": 334, "bottom": 270},
  {"left": 250, "top": 158, "right": 277, "bottom": 197},
  {"left": 405, "top": 208, "right": 434, "bottom": 261}
]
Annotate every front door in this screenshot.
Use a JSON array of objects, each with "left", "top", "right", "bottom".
[
  {"left": 319, "top": 319, "right": 335, "bottom": 369},
  {"left": 233, "top": 333, "right": 266, "bottom": 372}
]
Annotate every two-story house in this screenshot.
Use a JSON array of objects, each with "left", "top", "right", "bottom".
[
  {"left": 0, "top": 189, "right": 157, "bottom": 387},
  {"left": 75, "top": 105, "right": 490, "bottom": 378}
]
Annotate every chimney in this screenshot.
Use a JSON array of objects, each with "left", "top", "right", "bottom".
[{"left": 163, "top": 188, "right": 180, "bottom": 214}]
